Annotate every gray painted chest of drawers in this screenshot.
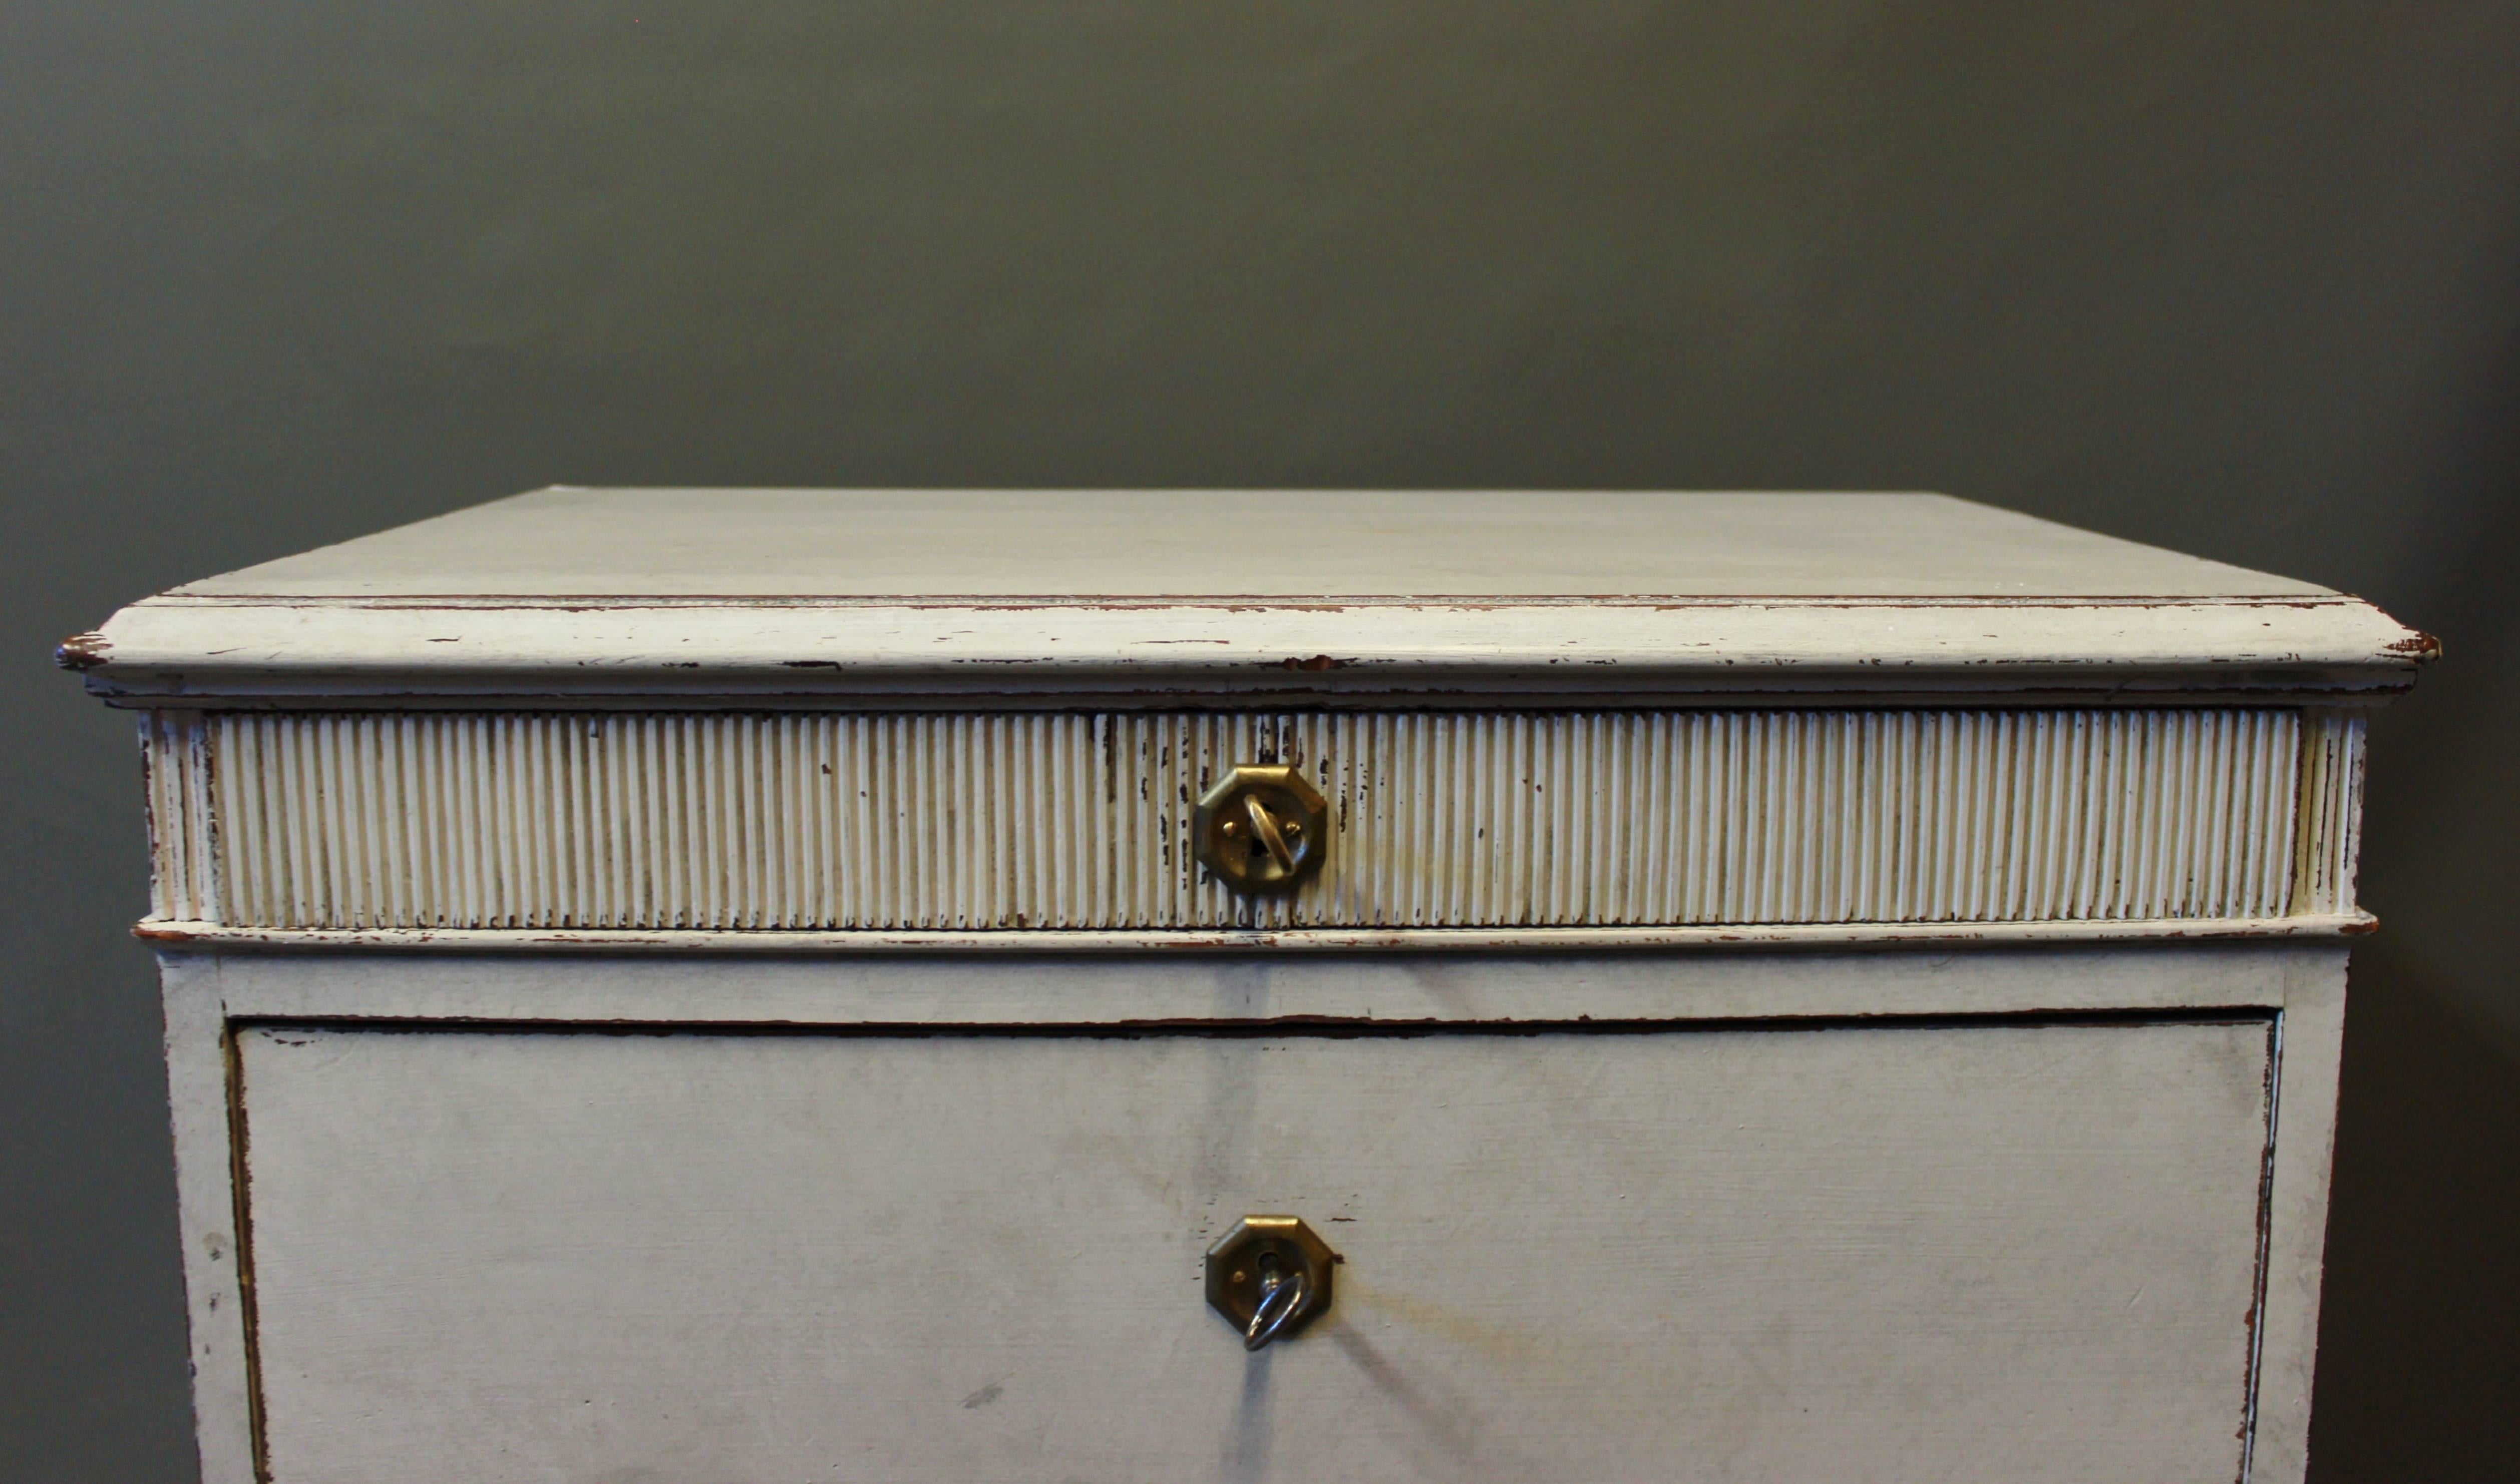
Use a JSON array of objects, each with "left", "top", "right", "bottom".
[{"left": 63, "top": 489, "right": 2432, "bottom": 1483}]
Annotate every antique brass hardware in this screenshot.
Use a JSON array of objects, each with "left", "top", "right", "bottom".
[
  {"left": 1205, "top": 1215, "right": 1337, "bottom": 1350},
  {"left": 1193, "top": 766, "right": 1329, "bottom": 894}
]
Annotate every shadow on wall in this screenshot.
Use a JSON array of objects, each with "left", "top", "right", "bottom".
[{"left": 2309, "top": 940, "right": 2520, "bottom": 1480}]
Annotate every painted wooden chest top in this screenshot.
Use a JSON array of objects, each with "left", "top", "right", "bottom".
[{"left": 63, "top": 489, "right": 2432, "bottom": 1483}]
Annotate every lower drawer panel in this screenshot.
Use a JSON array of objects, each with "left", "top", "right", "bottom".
[{"left": 235, "top": 1016, "right": 2275, "bottom": 1482}]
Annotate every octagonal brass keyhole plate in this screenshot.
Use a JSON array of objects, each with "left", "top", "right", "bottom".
[
  {"left": 1205, "top": 1215, "right": 1337, "bottom": 1349},
  {"left": 1193, "top": 766, "right": 1329, "bottom": 894}
]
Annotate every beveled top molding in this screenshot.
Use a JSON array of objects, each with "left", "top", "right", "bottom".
[
  {"left": 60, "top": 489, "right": 2433, "bottom": 708},
  {"left": 71, "top": 592, "right": 2432, "bottom": 709}
]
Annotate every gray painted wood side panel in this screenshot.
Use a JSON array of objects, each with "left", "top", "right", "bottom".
[
  {"left": 159, "top": 956, "right": 256, "bottom": 1484},
  {"left": 237, "top": 1018, "right": 2275, "bottom": 1483},
  {"left": 2247, "top": 960, "right": 2347, "bottom": 1481}
]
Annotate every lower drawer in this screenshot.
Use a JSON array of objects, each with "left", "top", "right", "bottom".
[{"left": 234, "top": 1012, "right": 2276, "bottom": 1482}]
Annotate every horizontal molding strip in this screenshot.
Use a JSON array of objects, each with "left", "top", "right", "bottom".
[
  {"left": 135, "top": 915, "right": 2378, "bottom": 955},
  {"left": 75, "top": 595, "right": 2434, "bottom": 706},
  {"left": 137, "top": 707, "right": 2364, "bottom": 933}
]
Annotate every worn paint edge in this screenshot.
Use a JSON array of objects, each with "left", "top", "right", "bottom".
[
  {"left": 137, "top": 913, "right": 2376, "bottom": 955},
  {"left": 2237, "top": 1014, "right": 2284, "bottom": 1483},
  {"left": 2242, "top": 957, "right": 2347, "bottom": 1481},
  {"left": 152, "top": 707, "right": 2328, "bottom": 931}
]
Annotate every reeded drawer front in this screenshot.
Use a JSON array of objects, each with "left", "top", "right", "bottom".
[
  {"left": 234, "top": 1014, "right": 2277, "bottom": 1483},
  {"left": 142, "top": 706, "right": 2363, "bottom": 931}
]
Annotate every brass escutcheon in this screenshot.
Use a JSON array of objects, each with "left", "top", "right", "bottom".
[
  {"left": 1193, "top": 766, "right": 1329, "bottom": 894},
  {"left": 1205, "top": 1215, "right": 1337, "bottom": 1349}
]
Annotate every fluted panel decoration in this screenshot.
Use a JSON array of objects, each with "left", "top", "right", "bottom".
[
  {"left": 141, "top": 708, "right": 2346, "bottom": 931},
  {"left": 137, "top": 709, "right": 215, "bottom": 922},
  {"left": 2292, "top": 709, "right": 2366, "bottom": 916}
]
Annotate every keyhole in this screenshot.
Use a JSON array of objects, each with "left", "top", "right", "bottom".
[
  {"left": 1230, "top": 807, "right": 1299, "bottom": 861},
  {"left": 1203, "top": 1214, "right": 1336, "bottom": 1348},
  {"left": 1194, "top": 768, "right": 1327, "bottom": 895}
]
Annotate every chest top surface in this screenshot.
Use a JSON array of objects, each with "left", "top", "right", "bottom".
[
  {"left": 65, "top": 488, "right": 2428, "bottom": 706},
  {"left": 160, "top": 488, "right": 2323, "bottom": 599}
]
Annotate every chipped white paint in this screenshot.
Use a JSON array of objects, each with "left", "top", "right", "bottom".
[
  {"left": 134, "top": 706, "right": 2351, "bottom": 933},
  {"left": 149, "top": 920, "right": 2360, "bottom": 1484},
  {"left": 132, "top": 914, "right": 2377, "bottom": 955},
  {"left": 2294, "top": 709, "right": 2367, "bottom": 915},
  {"left": 76, "top": 492, "right": 2425, "bottom": 1484},
  {"left": 138, "top": 709, "right": 217, "bottom": 924},
  {"left": 173, "top": 947, "right": 2336, "bottom": 1484},
  {"left": 158, "top": 940, "right": 2350, "bottom": 1024},
  {"left": 236, "top": 1015, "right": 2277, "bottom": 1483},
  {"left": 79, "top": 594, "right": 2432, "bottom": 707},
  {"left": 65, "top": 490, "right": 2434, "bottom": 707}
]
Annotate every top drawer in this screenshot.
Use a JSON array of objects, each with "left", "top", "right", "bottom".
[{"left": 137, "top": 705, "right": 2363, "bottom": 934}]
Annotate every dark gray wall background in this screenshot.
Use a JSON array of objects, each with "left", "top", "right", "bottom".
[{"left": 7, "top": 3, "right": 2515, "bottom": 1478}]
